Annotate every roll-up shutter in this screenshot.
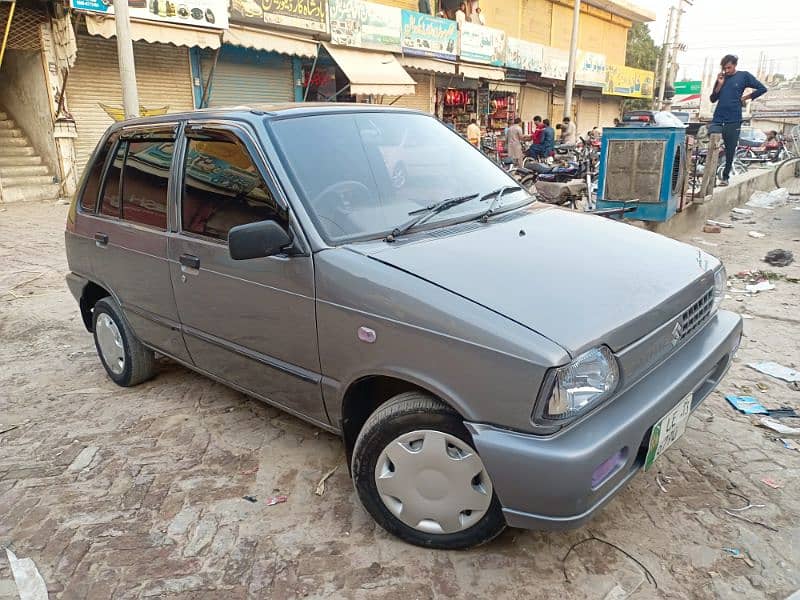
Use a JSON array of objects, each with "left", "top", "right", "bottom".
[
  {"left": 519, "top": 86, "right": 549, "bottom": 121},
  {"left": 200, "top": 46, "right": 293, "bottom": 107},
  {"left": 577, "top": 91, "right": 601, "bottom": 132},
  {"left": 68, "top": 34, "right": 194, "bottom": 174},
  {"left": 387, "top": 72, "right": 433, "bottom": 113},
  {"left": 599, "top": 96, "right": 623, "bottom": 128}
]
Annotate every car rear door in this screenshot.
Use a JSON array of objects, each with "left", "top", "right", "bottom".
[
  {"left": 168, "top": 121, "right": 327, "bottom": 425},
  {"left": 86, "top": 124, "right": 191, "bottom": 363}
]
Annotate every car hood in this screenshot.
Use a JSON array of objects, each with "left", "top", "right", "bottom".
[{"left": 347, "top": 206, "right": 718, "bottom": 356}]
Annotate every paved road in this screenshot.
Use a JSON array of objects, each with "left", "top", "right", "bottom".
[{"left": 0, "top": 200, "right": 798, "bottom": 599}]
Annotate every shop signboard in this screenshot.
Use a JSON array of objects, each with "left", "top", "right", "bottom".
[
  {"left": 330, "top": 0, "right": 401, "bottom": 52},
  {"left": 541, "top": 47, "right": 569, "bottom": 80},
  {"left": 230, "top": 0, "right": 327, "bottom": 35},
  {"left": 459, "top": 22, "right": 506, "bottom": 66},
  {"left": 505, "top": 37, "right": 544, "bottom": 73},
  {"left": 603, "top": 64, "right": 655, "bottom": 98},
  {"left": 576, "top": 50, "right": 606, "bottom": 86},
  {"left": 401, "top": 10, "right": 457, "bottom": 61},
  {"left": 70, "top": 0, "right": 228, "bottom": 29},
  {"left": 674, "top": 80, "right": 702, "bottom": 95}
]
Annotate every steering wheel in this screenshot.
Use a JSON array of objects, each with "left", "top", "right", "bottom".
[{"left": 310, "top": 180, "right": 372, "bottom": 215}]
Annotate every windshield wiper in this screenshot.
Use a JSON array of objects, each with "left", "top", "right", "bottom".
[
  {"left": 385, "top": 193, "right": 480, "bottom": 241},
  {"left": 477, "top": 185, "right": 523, "bottom": 222}
]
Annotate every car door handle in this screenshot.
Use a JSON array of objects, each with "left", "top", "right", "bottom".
[
  {"left": 94, "top": 233, "right": 108, "bottom": 247},
  {"left": 179, "top": 253, "right": 200, "bottom": 273}
]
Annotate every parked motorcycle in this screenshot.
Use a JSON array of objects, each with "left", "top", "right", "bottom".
[{"left": 736, "top": 136, "right": 794, "bottom": 165}]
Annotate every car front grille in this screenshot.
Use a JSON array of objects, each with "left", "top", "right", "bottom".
[{"left": 675, "top": 288, "right": 714, "bottom": 343}]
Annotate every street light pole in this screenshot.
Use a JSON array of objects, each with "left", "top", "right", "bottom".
[
  {"left": 563, "top": 0, "right": 581, "bottom": 120},
  {"left": 112, "top": 0, "right": 139, "bottom": 119},
  {"left": 656, "top": 5, "right": 674, "bottom": 109}
]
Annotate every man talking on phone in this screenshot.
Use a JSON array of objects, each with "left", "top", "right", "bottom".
[{"left": 709, "top": 54, "right": 767, "bottom": 186}]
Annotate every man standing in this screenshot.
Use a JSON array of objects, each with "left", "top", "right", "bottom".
[
  {"left": 561, "top": 116, "right": 577, "bottom": 145},
  {"left": 507, "top": 118, "right": 525, "bottom": 166},
  {"left": 418, "top": 0, "right": 431, "bottom": 14},
  {"left": 709, "top": 54, "right": 767, "bottom": 186},
  {"left": 467, "top": 118, "right": 481, "bottom": 148}
]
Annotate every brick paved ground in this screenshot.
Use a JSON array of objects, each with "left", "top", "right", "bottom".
[{"left": 0, "top": 201, "right": 798, "bottom": 599}]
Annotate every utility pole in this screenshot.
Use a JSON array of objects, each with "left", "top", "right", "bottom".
[
  {"left": 665, "top": 0, "right": 690, "bottom": 110},
  {"left": 656, "top": 5, "right": 674, "bottom": 109},
  {"left": 113, "top": 0, "right": 139, "bottom": 119},
  {"left": 563, "top": 0, "right": 581, "bottom": 121}
]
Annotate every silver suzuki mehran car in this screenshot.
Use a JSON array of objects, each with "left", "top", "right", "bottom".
[{"left": 65, "top": 105, "right": 741, "bottom": 549}]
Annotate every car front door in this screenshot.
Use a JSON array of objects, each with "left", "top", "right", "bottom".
[
  {"left": 86, "top": 125, "right": 191, "bottom": 363},
  {"left": 169, "top": 122, "right": 326, "bottom": 425}
]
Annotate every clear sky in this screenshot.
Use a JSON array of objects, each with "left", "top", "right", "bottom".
[{"left": 640, "top": 0, "right": 799, "bottom": 81}]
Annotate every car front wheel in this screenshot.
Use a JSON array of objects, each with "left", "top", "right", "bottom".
[
  {"left": 352, "top": 392, "right": 505, "bottom": 549},
  {"left": 92, "top": 297, "right": 156, "bottom": 387}
]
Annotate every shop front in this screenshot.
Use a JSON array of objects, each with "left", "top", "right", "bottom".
[{"left": 199, "top": 27, "right": 318, "bottom": 107}]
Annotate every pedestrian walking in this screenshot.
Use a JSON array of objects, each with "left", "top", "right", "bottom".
[
  {"left": 507, "top": 118, "right": 524, "bottom": 166},
  {"left": 709, "top": 54, "right": 767, "bottom": 186},
  {"left": 561, "top": 116, "right": 577, "bottom": 145},
  {"left": 467, "top": 118, "right": 481, "bottom": 148}
]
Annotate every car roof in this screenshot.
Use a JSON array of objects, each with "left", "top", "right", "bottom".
[{"left": 111, "top": 103, "right": 425, "bottom": 130}]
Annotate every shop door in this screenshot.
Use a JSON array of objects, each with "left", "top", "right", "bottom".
[
  {"left": 388, "top": 73, "right": 433, "bottom": 114},
  {"left": 200, "top": 46, "right": 294, "bottom": 107},
  {"left": 68, "top": 35, "right": 194, "bottom": 176}
]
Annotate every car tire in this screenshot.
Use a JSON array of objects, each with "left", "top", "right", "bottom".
[
  {"left": 92, "top": 297, "right": 156, "bottom": 387},
  {"left": 352, "top": 392, "right": 506, "bottom": 549}
]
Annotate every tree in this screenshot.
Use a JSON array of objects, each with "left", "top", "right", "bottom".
[{"left": 623, "top": 23, "right": 661, "bottom": 111}]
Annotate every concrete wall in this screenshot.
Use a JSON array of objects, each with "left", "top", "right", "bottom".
[
  {"left": 644, "top": 168, "right": 776, "bottom": 238},
  {"left": 0, "top": 49, "right": 58, "bottom": 174}
]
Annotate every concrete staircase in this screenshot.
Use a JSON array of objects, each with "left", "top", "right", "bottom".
[{"left": 0, "top": 110, "right": 61, "bottom": 203}]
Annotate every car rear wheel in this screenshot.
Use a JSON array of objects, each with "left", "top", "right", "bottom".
[
  {"left": 92, "top": 297, "right": 156, "bottom": 387},
  {"left": 352, "top": 392, "right": 505, "bottom": 549}
]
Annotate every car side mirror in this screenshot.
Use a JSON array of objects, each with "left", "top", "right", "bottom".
[{"left": 228, "top": 220, "right": 292, "bottom": 260}]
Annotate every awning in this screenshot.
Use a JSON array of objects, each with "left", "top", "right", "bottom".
[
  {"left": 85, "top": 14, "right": 220, "bottom": 49},
  {"left": 224, "top": 25, "right": 318, "bottom": 58},
  {"left": 323, "top": 43, "right": 416, "bottom": 96},
  {"left": 458, "top": 63, "right": 505, "bottom": 82},
  {"left": 487, "top": 81, "right": 521, "bottom": 94},
  {"left": 398, "top": 55, "right": 456, "bottom": 75}
]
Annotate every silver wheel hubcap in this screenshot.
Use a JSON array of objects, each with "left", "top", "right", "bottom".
[
  {"left": 374, "top": 430, "right": 493, "bottom": 534},
  {"left": 96, "top": 313, "right": 125, "bottom": 375}
]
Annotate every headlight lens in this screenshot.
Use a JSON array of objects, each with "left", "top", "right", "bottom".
[
  {"left": 712, "top": 265, "right": 727, "bottom": 313},
  {"left": 542, "top": 346, "right": 620, "bottom": 421}
]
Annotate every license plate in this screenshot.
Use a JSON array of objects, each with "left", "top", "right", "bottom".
[{"left": 643, "top": 395, "right": 692, "bottom": 471}]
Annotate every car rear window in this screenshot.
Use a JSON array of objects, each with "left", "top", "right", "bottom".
[
  {"left": 80, "top": 137, "right": 114, "bottom": 213},
  {"left": 120, "top": 140, "right": 173, "bottom": 230}
]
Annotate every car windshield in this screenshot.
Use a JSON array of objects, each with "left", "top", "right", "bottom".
[{"left": 268, "top": 112, "right": 531, "bottom": 243}]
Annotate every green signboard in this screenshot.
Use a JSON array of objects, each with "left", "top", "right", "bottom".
[{"left": 674, "top": 81, "right": 702, "bottom": 94}]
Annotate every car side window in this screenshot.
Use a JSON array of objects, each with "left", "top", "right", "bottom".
[
  {"left": 99, "top": 141, "right": 127, "bottom": 218},
  {"left": 181, "top": 134, "right": 284, "bottom": 242},
  {"left": 80, "top": 136, "right": 115, "bottom": 213},
  {"left": 120, "top": 139, "right": 173, "bottom": 230}
]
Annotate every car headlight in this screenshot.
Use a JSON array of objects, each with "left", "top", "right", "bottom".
[
  {"left": 712, "top": 265, "right": 726, "bottom": 313},
  {"left": 538, "top": 346, "right": 620, "bottom": 422}
]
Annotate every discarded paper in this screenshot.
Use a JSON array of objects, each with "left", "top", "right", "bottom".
[
  {"left": 761, "top": 478, "right": 783, "bottom": 489},
  {"left": 264, "top": 495, "right": 288, "bottom": 507},
  {"left": 746, "top": 188, "right": 789, "bottom": 209},
  {"left": 747, "top": 231, "right": 766, "bottom": 239},
  {"left": 315, "top": 466, "right": 338, "bottom": 496},
  {"left": 706, "top": 219, "right": 733, "bottom": 229},
  {"left": 725, "top": 395, "right": 768, "bottom": 415},
  {"left": 748, "top": 362, "right": 800, "bottom": 383},
  {"left": 6, "top": 548, "right": 48, "bottom": 600},
  {"left": 759, "top": 417, "right": 800, "bottom": 436},
  {"left": 745, "top": 281, "right": 775, "bottom": 293}
]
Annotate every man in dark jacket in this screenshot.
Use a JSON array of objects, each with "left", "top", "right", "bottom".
[{"left": 709, "top": 54, "right": 767, "bottom": 186}]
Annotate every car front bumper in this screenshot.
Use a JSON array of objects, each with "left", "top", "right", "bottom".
[{"left": 465, "top": 309, "right": 742, "bottom": 531}]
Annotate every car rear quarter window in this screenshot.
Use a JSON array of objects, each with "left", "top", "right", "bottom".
[
  {"left": 99, "top": 141, "right": 126, "bottom": 218},
  {"left": 80, "top": 137, "right": 114, "bottom": 213},
  {"left": 181, "top": 137, "right": 283, "bottom": 241},
  {"left": 120, "top": 140, "right": 173, "bottom": 230}
]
